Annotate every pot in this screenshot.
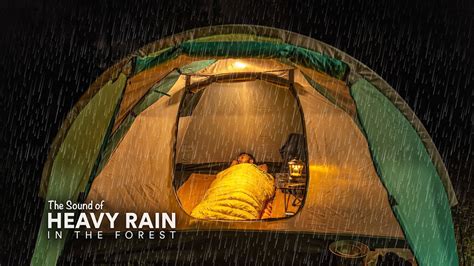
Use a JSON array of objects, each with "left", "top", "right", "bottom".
[{"left": 328, "top": 240, "right": 369, "bottom": 266}]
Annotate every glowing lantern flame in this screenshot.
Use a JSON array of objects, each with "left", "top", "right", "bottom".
[
  {"left": 233, "top": 61, "right": 247, "bottom": 69},
  {"left": 288, "top": 159, "right": 304, "bottom": 177}
]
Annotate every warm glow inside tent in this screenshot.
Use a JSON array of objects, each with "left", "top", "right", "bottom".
[{"left": 32, "top": 25, "right": 459, "bottom": 265}]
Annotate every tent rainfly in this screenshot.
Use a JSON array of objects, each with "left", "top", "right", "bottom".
[{"left": 32, "top": 25, "right": 459, "bottom": 266}]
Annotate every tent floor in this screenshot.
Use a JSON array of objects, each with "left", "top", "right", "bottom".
[{"left": 58, "top": 231, "right": 409, "bottom": 265}]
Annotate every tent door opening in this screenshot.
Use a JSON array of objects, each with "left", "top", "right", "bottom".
[{"left": 172, "top": 71, "right": 309, "bottom": 220}]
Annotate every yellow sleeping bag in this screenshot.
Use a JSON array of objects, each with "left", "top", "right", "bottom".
[{"left": 191, "top": 163, "right": 275, "bottom": 220}]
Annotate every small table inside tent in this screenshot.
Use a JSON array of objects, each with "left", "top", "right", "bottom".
[{"left": 274, "top": 173, "right": 306, "bottom": 216}]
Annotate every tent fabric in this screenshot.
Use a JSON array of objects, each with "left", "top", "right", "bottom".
[
  {"left": 295, "top": 83, "right": 404, "bottom": 238},
  {"left": 131, "top": 71, "right": 181, "bottom": 116},
  {"left": 95, "top": 114, "right": 135, "bottom": 178},
  {"left": 103, "top": 58, "right": 340, "bottom": 169},
  {"left": 85, "top": 82, "right": 185, "bottom": 228},
  {"left": 113, "top": 55, "right": 211, "bottom": 131},
  {"left": 350, "top": 79, "right": 458, "bottom": 266},
  {"left": 191, "top": 33, "right": 284, "bottom": 44},
  {"left": 87, "top": 71, "right": 404, "bottom": 240},
  {"left": 197, "top": 58, "right": 292, "bottom": 76},
  {"left": 41, "top": 25, "right": 456, "bottom": 207},
  {"left": 347, "top": 64, "right": 457, "bottom": 207},
  {"left": 32, "top": 74, "right": 127, "bottom": 266},
  {"left": 135, "top": 41, "right": 349, "bottom": 80},
  {"left": 35, "top": 25, "right": 458, "bottom": 266},
  {"left": 134, "top": 47, "right": 179, "bottom": 74},
  {"left": 301, "top": 71, "right": 355, "bottom": 117},
  {"left": 39, "top": 59, "right": 132, "bottom": 197},
  {"left": 174, "top": 57, "right": 355, "bottom": 140},
  {"left": 296, "top": 65, "right": 356, "bottom": 116},
  {"left": 176, "top": 80, "right": 303, "bottom": 164},
  {"left": 93, "top": 60, "right": 217, "bottom": 181},
  {"left": 129, "top": 25, "right": 455, "bottom": 206}
]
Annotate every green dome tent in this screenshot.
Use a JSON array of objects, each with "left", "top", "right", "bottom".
[{"left": 33, "top": 25, "right": 458, "bottom": 265}]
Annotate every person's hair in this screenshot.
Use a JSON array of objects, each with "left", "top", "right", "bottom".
[{"left": 238, "top": 152, "right": 256, "bottom": 163}]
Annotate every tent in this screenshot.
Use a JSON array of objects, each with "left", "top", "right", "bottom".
[{"left": 32, "top": 25, "right": 458, "bottom": 265}]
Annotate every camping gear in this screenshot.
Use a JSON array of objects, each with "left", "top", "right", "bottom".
[
  {"left": 32, "top": 25, "right": 459, "bottom": 266},
  {"left": 190, "top": 163, "right": 275, "bottom": 220},
  {"left": 279, "top": 133, "right": 307, "bottom": 164},
  {"left": 288, "top": 158, "right": 305, "bottom": 177},
  {"left": 376, "top": 252, "right": 412, "bottom": 266},
  {"left": 365, "top": 248, "right": 417, "bottom": 266},
  {"left": 329, "top": 240, "right": 369, "bottom": 265}
]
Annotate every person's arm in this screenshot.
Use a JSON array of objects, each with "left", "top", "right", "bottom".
[
  {"left": 230, "top": 160, "right": 238, "bottom": 167},
  {"left": 261, "top": 199, "right": 273, "bottom": 219},
  {"left": 257, "top": 164, "right": 268, "bottom": 172}
]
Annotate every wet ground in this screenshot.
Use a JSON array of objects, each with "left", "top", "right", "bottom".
[{"left": 454, "top": 198, "right": 474, "bottom": 265}]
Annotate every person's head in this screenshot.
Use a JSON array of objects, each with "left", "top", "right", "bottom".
[{"left": 237, "top": 152, "right": 255, "bottom": 164}]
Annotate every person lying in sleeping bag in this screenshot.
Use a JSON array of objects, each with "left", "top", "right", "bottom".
[{"left": 191, "top": 153, "right": 275, "bottom": 220}]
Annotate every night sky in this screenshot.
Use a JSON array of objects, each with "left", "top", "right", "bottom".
[{"left": 1, "top": 0, "right": 472, "bottom": 264}]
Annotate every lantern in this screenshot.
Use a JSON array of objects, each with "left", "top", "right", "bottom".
[{"left": 288, "top": 158, "right": 304, "bottom": 178}]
